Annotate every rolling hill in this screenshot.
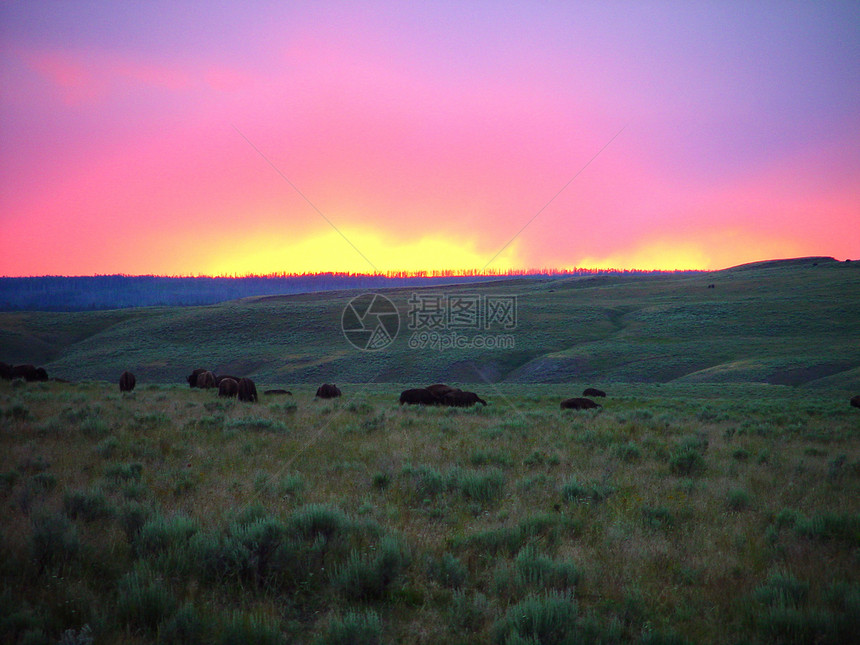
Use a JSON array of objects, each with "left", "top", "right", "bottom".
[{"left": 1, "top": 257, "right": 858, "bottom": 389}]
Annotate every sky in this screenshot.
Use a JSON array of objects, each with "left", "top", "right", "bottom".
[{"left": 1, "top": 1, "right": 858, "bottom": 276}]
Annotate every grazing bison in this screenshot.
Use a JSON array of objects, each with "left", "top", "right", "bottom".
[
  {"left": 851, "top": 395, "right": 860, "bottom": 409},
  {"left": 264, "top": 389, "right": 292, "bottom": 395},
  {"left": 187, "top": 368, "right": 208, "bottom": 388},
  {"left": 11, "top": 365, "right": 48, "bottom": 381},
  {"left": 442, "top": 390, "right": 487, "bottom": 407},
  {"left": 400, "top": 388, "right": 440, "bottom": 405},
  {"left": 316, "top": 383, "right": 342, "bottom": 399},
  {"left": 119, "top": 371, "right": 136, "bottom": 393},
  {"left": 196, "top": 371, "right": 217, "bottom": 389},
  {"left": 583, "top": 387, "right": 606, "bottom": 398},
  {"left": 561, "top": 397, "right": 601, "bottom": 410},
  {"left": 238, "top": 377, "right": 258, "bottom": 402},
  {"left": 215, "top": 374, "right": 241, "bottom": 385},
  {"left": 426, "top": 383, "right": 458, "bottom": 397},
  {"left": 218, "top": 378, "right": 239, "bottom": 398},
  {"left": 0, "top": 361, "right": 11, "bottom": 379},
  {"left": 11, "top": 364, "right": 35, "bottom": 380}
]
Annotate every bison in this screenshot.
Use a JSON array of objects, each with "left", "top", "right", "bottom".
[
  {"left": 426, "top": 383, "right": 458, "bottom": 397},
  {"left": 561, "top": 397, "right": 601, "bottom": 410},
  {"left": 851, "top": 395, "right": 860, "bottom": 409},
  {"left": 441, "top": 390, "right": 487, "bottom": 407},
  {"left": 196, "top": 371, "right": 217, "bottom": 389},
  {"left": 264, "top": 389, "right": 292, "bottom": 395},
  {"left": 187, "top": 368, "right": 208, "bottom": 388},
  {"left": 238, "top": 377, "right": 258, "bottom": 402},
  {"left": 0, "top": 361, "right": 11, "bottom": 379},
  {"left": 400, "top": 388, "right": 441, "bottom": 405},
  {"left": 215, "top": 374, "right": 241, "bottom": 385},
  {"left": 316, "top": 383, "right": 342, "bottom": 399},
  {"left": 119, "top": 371, "right": 136, "bottom": 393},
  {"left": 583, "top": 387, "right": 606, "bottom": 398},
  {"left": 218, "top": 378, "right": 239, "bottom": 398},
  {"left": 11, "top": 364, "right": 48, "bottom": 381}
]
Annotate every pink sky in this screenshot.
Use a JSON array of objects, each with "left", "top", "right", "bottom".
[{"left": 1, "top": 2, "right": 858, "bottom": 275}]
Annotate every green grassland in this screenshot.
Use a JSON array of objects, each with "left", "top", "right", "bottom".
[
  {"left": 1, "top": 381, "right": 857, "bottom": 643},
  {"left": 1, "top": 257, "right": 858, "bottom": 643},
  {"left": 1, "top": 257, "right": 858, "bottom": 389}
]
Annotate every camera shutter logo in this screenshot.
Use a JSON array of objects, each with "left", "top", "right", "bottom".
[{"left": 342, "top": 293, "right": 400, "bottom": 350}]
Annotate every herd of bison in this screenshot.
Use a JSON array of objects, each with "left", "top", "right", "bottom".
[{"left": 3, "top": 361, "right": 860, "bottom": 410}]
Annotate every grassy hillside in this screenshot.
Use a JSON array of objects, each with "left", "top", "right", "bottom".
[
  {"left": 1, "top": 257, "right": 858, "bottom": 389},
  {"left": 2, "top": 258, "right": 858, "bottom": 643}
]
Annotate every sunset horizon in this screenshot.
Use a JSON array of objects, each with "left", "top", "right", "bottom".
[{"left": 3, "top": 252, "right": 852, "bottom": 280}]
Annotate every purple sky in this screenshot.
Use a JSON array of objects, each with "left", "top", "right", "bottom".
[{"left": 1, "top": 1, "right": 858, "bottom": 275}]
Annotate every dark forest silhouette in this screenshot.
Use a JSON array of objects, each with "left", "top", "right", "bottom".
[{"left": 0, "top": 269, "right": 697, "bottom": 311}]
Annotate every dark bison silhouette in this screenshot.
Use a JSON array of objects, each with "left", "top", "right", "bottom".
[
  {"left": 316, "top": 383, "right": 341, "bottom": 399},
  {"left": 11, "top": 365, "right": 48, "bottom": 381},
  {"left": 0, "top": 361, "right": 12, "bottom": 379},
  {"left": 426, "top": 383, "right": 458, "bottom": 397},
  {"left": 215, "top": 374, "right": 241, "bottom": 385},
  {"left": 442, "top": 390, "right": 487, "bottom": 407},
  {"left": 187, "top": 368, "right": 208, "bottom": 387},
  {"left": 196, "top": 371, "right": 217, "bottom": 389},
  {"left": 851, "top": 395, "right": 860, "bottom": 409},
  {"left": 561, "top": 397, "right": 601, "bottom": 410},
  {"left": 400, "top": 388, "right": 440, "bottom": 405},
  {"left": 218, "top": 378, "right": 239, "bottom": 398},
  {"left": 264, "top": 389, "right": 292, "bottom": 395},
  {"left": 583, "top": 387, "right": 606, "bottom": 398},
  {"left": 238, "top": 377, "right": 258, "bottom": 402},
  {"left": 119, "top": 371, "right": 136, "bottom": 393}
]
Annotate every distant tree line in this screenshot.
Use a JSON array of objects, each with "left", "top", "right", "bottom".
[{"left": 0, "top": 269, "right": 695, "bottom": 312}]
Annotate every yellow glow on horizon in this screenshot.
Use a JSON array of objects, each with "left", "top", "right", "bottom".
[
  {"left": 577, "top": 240, "right": 712, "bottom": 271},
  {"left": 183, "top": 225, "right": 812, "bottom": 276},
  {"left": 201, "top": 227, "right": 524, "bottom": 276},
  {"left": 576, "top": 230, "right": 808, "bottom": 271}
]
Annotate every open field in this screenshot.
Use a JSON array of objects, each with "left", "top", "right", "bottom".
[
  {"left": 1, "top": 257, "right": 858, "bottom": 643},
  {"left": 1, "top": 380, "right": 858, "bottom": 644},
  {"left": 1, "top": 257, "right": 858, "bottom": 389}
]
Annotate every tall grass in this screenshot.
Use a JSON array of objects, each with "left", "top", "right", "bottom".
[
  {"left": 1, "top": 379, "right": 857, "bottom": 643},
  {"left": 115, "top": 566, "right": 178, "bottom": 633},
  {"left": 315, "top": 610, "right": 382, "bottom": 645},
  {"left": 63, "top": 487, "right": 114, "bottom": 521},
  {"left": 492, "top": 590, "right": 579, "bottom": 645},
  {"left": 331, "top": 535, "right": 410, "bottom": 600},
  {"left": 29, "top": 511, "right": 80, "bottom": 572}
]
